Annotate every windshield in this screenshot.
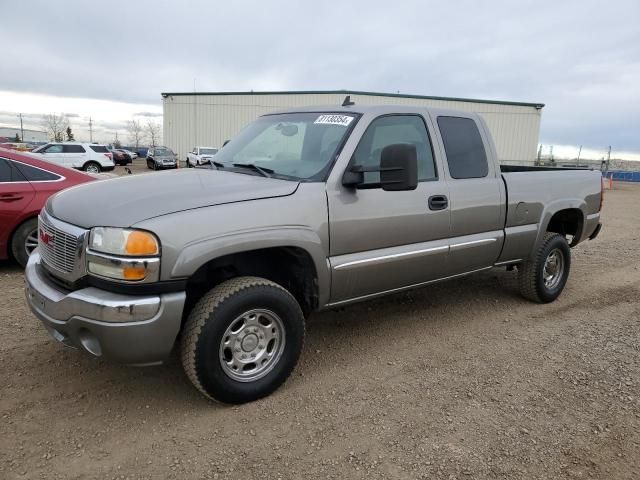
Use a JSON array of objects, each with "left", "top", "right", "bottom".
[
  {"left": 155, "top": 147, "right": 172, "bottom": 156},
  {"left": 214, "top": 112, "right": 357, "bottom": 180},
  {"left": 200, "top": 148, "right": 218, "bottom": 155}
]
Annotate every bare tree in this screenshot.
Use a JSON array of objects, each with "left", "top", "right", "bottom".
[
  {"left": 127, "top": 119, "right": 144, "bottom": 149},
  {"left": 43, "top": 113, "right": 70, "bottom": 142},
  {"left": 145, "top": 121, "right": 161, "bottom": 147}
]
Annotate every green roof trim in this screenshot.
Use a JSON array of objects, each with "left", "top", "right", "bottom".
[{"left": 160, "top": 89, "right": 544, "bottom": 109}]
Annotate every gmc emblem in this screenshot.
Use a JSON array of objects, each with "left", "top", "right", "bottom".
[{"left": 39, "top": 229, "right": 54, "bottom": 246}]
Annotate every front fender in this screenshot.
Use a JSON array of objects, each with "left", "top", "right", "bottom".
[{"left": 171, "top": 226, "right": 331, "bottom": 307}]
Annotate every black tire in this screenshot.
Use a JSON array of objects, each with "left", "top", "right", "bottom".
[
  {"left": 11, "top": 218, "right": 38, "bottom": 268},
  {"left": 518, "top": 233, "right": 571, "bottom": 303},
  {"left": 181, "top": 276, "right": 305, "bottom": 404},
  {"left": 83, "top": 161, "right": 101, "bottom": 173}
]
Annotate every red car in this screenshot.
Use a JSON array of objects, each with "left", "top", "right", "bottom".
[{"left": 0, "top": 147, "right": 95, "bottom": 267}]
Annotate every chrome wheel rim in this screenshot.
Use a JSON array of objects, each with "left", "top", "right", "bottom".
[
  {"left": 85, "top": 164, "right": 99, "bottom": 173},
  {"left": 543, "top": 248, "right": 564, "bottom": 289},
  {"left": 219, "top": 308, "right": 286, "bottom": 382},
  {"left": 24, "top": 229, "right": 38, "bottom": 256}
]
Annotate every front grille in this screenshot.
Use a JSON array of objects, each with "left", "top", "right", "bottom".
[{"left": 38, "top": 216, "right": 80, "bottom": 274}]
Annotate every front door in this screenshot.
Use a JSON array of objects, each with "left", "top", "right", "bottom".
[
  {"left": 328, "top": 114, "right": 451, "bottom": 304},
  {"left": 39, "top": 143, "right": 65, "bottom": 167}
]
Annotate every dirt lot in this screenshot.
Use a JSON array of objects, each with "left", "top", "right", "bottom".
[{"left": 1, "top": 177, "right": 639, "bottom": 480}]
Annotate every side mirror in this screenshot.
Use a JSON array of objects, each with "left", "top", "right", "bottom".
[
  {"left": 342, "top": 143, "right": 418, "bottom": 191},
  {"left": 380, "top": 143, "right": 418, "bottom": 191}
]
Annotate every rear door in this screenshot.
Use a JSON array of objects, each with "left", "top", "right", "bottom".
[
  {"left": 327, "top": 114, "right": 451, "bottom": 303},
  {"left": 430, "top": 114, "right": 505, "bottom": 274},
  {"left": 62, "top": 144, "right": 87, "bottom": 167},
  {"left": 0, "top": 158, "right": 35, "bottom": 255}
]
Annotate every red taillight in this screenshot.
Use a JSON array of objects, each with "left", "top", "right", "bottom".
[{"left": 105, "top": 153, "right": 112, "bottom": 160}]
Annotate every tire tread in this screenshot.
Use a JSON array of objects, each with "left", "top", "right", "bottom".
[
  {"left": 518, "top": 232, "right": 563, "bottom": 303},
  {"left": 180, "top": 276, "right": 302, "bottom": 401}
]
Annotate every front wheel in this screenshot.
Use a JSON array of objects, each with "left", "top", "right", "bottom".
[
  {"left": 181, "top": 277, "right": 305, "bottom": 404},
  {"left": 518, "top": 233, "right": 571, "bottom": 303}
]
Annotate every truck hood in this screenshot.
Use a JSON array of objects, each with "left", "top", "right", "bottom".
[{"left": 47, "top": 169, "right": 300, "bottom": 228}]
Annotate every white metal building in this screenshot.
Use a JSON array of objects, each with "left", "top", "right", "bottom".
[
  {"left": 0, "top": 127, "right": 48, "bottom": 143},
  {"left": 162, "top": 90, "right": 544, "bottom": 164}
]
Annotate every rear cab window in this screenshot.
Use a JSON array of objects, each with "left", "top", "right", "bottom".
[{"left": 437, "top": 116, "right": 488, "bottom": 179}]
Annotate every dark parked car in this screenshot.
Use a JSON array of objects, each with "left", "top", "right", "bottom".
[
  {"left": 146, "top": 147, "right": 177, "bottom": 170},
  {"left": 110, "top": 149, "right": 132, "bottom": 166}
]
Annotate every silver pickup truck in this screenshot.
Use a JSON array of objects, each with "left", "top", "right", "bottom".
[{"left": 25, "top": 104, "right": 602, "bottom": 403}]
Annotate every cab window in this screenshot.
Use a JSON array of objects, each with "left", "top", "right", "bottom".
[{"left": 352, "top": 115, "right": 437, "bottom": 183}]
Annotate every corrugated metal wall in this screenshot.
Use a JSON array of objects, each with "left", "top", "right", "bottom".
[{"left": 163, "top": 92, "right": 541, "bottom": 164}]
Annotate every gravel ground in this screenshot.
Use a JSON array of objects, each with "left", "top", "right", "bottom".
[{"left": 1, "top": 175, "right": 639, "bottom": 480}]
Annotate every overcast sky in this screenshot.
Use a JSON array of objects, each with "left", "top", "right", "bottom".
[{"left": 1, "top": 0, "right": 638, "bottom": 159}]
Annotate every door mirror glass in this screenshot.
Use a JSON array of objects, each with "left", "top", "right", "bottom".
[{"left": 380, "top": 143, "right": 418, "bottom": 191}]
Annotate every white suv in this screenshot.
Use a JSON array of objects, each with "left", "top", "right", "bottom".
[{"left": 32, "top": 142, "right": 116, "bottom": 173}]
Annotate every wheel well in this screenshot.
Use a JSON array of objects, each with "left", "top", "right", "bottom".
[
  {"left": 546, "top": 208, "right": 583, "bottom": 246},
  {"left": 184, "top": 247, "right": 319, "bottom": 320}
]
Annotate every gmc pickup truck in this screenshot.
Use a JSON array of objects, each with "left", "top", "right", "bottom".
[{"left": 25, "top": 104, "right": 603, "bottom": 404}]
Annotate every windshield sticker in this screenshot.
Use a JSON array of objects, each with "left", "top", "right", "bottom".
[{"left": 314, "top": 115, "right": 354, "bottom": 127}]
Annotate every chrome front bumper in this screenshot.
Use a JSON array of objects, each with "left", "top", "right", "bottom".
[{"left": 25, "top": 251, "right": 186, "bottom": 366}]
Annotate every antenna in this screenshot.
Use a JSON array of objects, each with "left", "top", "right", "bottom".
[{"left": 342, "top": 95, "right": 355, "bottom": 107}]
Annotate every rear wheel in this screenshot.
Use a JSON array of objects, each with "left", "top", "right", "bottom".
[
  {"left": 518, "top": 233, "right": 571, "bottom": 303},
  {"left": 83, "top": 161, "right": 101, "bottom": 173},
  {"left": 11, "top": 218, "right": 38, "bottom": 268},
  {"left": 181, "top": 276, "right": 305, "bottom": 404}
]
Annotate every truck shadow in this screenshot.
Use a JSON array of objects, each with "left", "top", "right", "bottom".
[{"left": 8, "top": 265, "right": 524, "bottom": 411}]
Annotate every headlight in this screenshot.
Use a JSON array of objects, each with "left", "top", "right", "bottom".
[
  {"left": 87, "top": 228, "right": 160, "bottom": 282},
  {"left": 89, "top": 227, "right": 159, "bottom": 256}
]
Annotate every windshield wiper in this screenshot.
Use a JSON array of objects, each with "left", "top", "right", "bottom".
[
  {"left": 232, "top": 163, "right": 273, "bottom": 178},
  {"left": 208, "top": 160, "right": 225, "bottom": 170}
]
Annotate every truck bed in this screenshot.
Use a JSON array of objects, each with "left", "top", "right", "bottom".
[{"left": 500, "top": 165, "right": 595, "bottom": 173}]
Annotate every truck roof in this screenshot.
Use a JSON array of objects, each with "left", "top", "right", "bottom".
[{"left": 265, "top": 104, "right": 484, "bottom": 118}]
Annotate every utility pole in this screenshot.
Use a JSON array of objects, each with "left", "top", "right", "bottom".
[
  {"left": 606, "top": 145, "right": 611, "bottom": 170},
  {"left": 89, "top": 117, "right": 93, "bottom": 143},
  {"left": 576, "top": 145, "right": 582, "bottom": 167},
  {"left": 537, "top": 145, "right": 542, "bottom": 165},
  {"left": 18, "top": 113, "right": 24, "bottom": 142}
]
